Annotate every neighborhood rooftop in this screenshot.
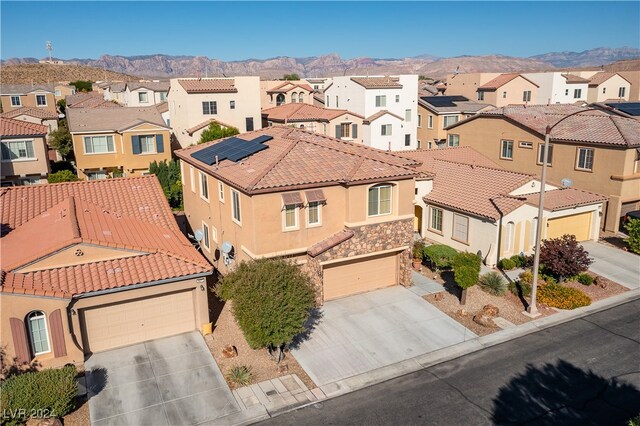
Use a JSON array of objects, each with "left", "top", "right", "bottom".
[
  {"left": 0, "top": 83, "right": 55, "bottom": 94},
  {"left": 1, "top": 106, "right": 59, "bottom": 120},
  {"left": 350, "top": 76, "right": 403, "bottom": 89},
  {"left": 177, "top": 78, "right": 238, "bottom": 94},
  {"left": 478, "top": 73, "right": 539, "bottom": 90},
  {"left": 262, "top": 103, "right": 363, "bottom": 122},
  {"left": 66, "top": 106, "right": 167, "bottom": 132},
  {"left": 0, "top": 117, "right": 48, "bottom": 137},
  {"left": 418, "top": 95, "right": 491, "bottom": 114}
]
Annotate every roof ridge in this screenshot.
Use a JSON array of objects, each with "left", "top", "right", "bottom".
[{"left": 432, "top": 158, "right": 534, "bottom": 178}]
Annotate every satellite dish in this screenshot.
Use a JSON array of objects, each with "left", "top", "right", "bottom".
[
  {"left": 221, "top": 241, "right": 233, "bottom": 254},
  {"left": 194, "top": 229, "right": 204, "bottom": 242},
  {"left": 560, "top": 178, "right": 573, "bottom": 188}
]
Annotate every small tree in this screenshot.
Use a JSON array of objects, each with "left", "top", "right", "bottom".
[
  {"left": 452, "top": 252, "right": 481, "bottom": 305},
  {"left": 423, "top": 244, "right": 457, "bottom": 272},
  {"left": 57, "top": 99, "right": 66, "bottom": 114},
  {"left": 624, "top": 218, "right": 640, "bottom": 254},
  {"left": 69, "top": 80, "right": 93, "bottom": 92},
  {"left": 149, "top": 160, "right": 182, "bottom": 209},
  {"left": 539, "top": 235, "right": 592, "bottom": 282},
  {"left": 48, "top": 123, "right": 73, "bottom": 160},
  {"left": 283, "top": 73, "right": 300, "bottom": 81},
  {"left": 198, "top": 122, "right": 240, "bottom": 144},
  {"left": 47, "top": 170, "right": 79, "bottom": 183},
  {"left": 215, "top": 258, "right": 316, "bottom": 362}
]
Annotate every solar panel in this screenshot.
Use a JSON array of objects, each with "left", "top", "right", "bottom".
[
  {"left": 423, "top": 95, "right": 469, "bottom": 108},
  {"left": 606, "top": 102, "right": 640, "bottom": 116},
  {"left": 191, "top": 135, "right": 272, "bottom": 165},
  {"left": 250, "top": 135, "right": 274, "bottom": 144}
]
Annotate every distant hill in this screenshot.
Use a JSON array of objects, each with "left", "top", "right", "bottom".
[
  {"left": 530, "top": 47, "right": 640, "bottom": 68},
  {"left": 0, "top": 63, "right": 139, "bottom": 84}
]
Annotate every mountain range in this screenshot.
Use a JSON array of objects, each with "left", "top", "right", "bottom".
[{"left": 2, "top": 47, "right": 638, "bottom": 80}]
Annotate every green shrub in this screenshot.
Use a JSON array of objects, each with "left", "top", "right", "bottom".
[
  {"left": 498, "top": 258, "right": 516, "bottom": 271},
  {"left": 625, "top": 218, "right": 640, "bottom": 254},
  {"left": 452, "top": 252, "right": 481, "bottom": 290},
  {"left": 479, "top": 271, "right": 508, "bottom": 296},
  {"left": 628, "top": 413, "right": 640, "bottom": 426},
  {"left": 423, "top": 244, "right": 457, "bottom": 271},
  {"left": 50, "top": 160, "right": 75, "bottom": 173},
  {"left": 510, "top": 254, "right": 526, "bottom": 268},
  {"left": 539, "top": 272, "right": 557, "bottom": 285},
  {"left": 518, "top": 269, "right": 533, "bottom": 285},
  {"left": 577, "top": 273, "right": 594, "bottom": 286},
  {"left": 47, "top": 170, "right": 79, "bottom": 183},
  {"left": 0, "top": 365, "right": 77, "bottom": 424},
  {"left": 509, "top": 280, "right": 532, "bottom": 298},
  {"left": 412, "top": 241, "right": 425, "bottom": 260},
  {"left": 226, "top": 365, "right": 253, "bottom": 386},
  {"left": 538, "top": 284, "right": 591, "bottom": 310}
]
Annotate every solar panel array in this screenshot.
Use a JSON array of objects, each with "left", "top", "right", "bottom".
[
  {"left": 191, "top": 135, "right": 273, "bottom": 165},
  {"left": 420, "top": 95, "right": 469, "bottom": 108},
  {"left": 606, "top": 102, "right": 640, "bottom": 117}
]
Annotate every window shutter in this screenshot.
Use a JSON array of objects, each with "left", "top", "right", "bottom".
[
  {"left": 132, "top": 135, "right": 141, "bottom": 154},
  {"left": 352, "top": 124, "right": 358, "bottom": 138},
  {"left": 335, "top": 125, "right": 342, "bottom": 138},
  {"left": 156, "top": 134, "right": 164, "bottom": 153},
  {"left": 49, "top": 309, "right": 67, "bottom": 358},
  {"left": 9, "top": 317, "right": 30, "bottom": 364}
]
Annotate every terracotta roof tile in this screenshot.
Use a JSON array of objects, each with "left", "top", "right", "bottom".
[
  {"left": 267, "top": 82, "right": 314, "bottom": 93},
  {"left": 397, "top": 146, "right": 499, "bottom": 174},
  {"left": 186, "top": 118, "right": 236, "bottom": 135},
  {"left": 262, "top": 103, "right": 362, "bottom": 123},
  {"left": 0, "top": 117, "right": 48, "bottom": 137},
  {"left": 307, "top": 229, "right": 354, "bottom": 257},
  {"left": 156, "top": 101, "right": 169, "bottom": 113},
  {"left": 363, "top": 110, "right": 404, "bottom": 124},
  {"left": 350, "top": 76, "right": 402, "bottom": 89},
  {"left": 523, "top": 187, "right": 607, "bottom": 211},
  {"left": 0, "top": 84, "right": 54, "bottom": 94},
  {"left": 127, "top": 81, "right": 170, "bottom": 92},
  {"left": 67, "top": 107, "right": 167, "bottom": 133},
  {"left": 66, "top": 92, "right": 122, "bottom": 109},
  {"left": 1, "top": 106, "right": 58, "bottom": 120},
  {"left": 562, "top": 74, "right": 590, "bottom": 84},
  {"left": 178, "top": 78, "right": 237, "bottom": 94},
  {"left": 479, "top": 73, "right": 539, "bottom": 90}
]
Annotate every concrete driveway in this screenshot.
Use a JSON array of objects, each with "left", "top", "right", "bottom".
[
  {"left": 292, "top": 286, "right": 476, "bottom": 387},
  {"left": 582, "top": 241, "right": 640, "bottom": 289},
  {"left": 85, "top": 332, "right": 239, "bottom": 425}
]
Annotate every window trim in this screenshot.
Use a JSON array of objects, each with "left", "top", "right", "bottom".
[
  {"left": 537, "top": 143, "right": 553, "bottom": 166},
  {"left": 417, "top": 114, "right": 422, "bottom": 128},
  {"left": 201, "top": 221, "right": 211, "bottom": 252},
  {"left": 138, "top": 134, "right": 156, "bottom": 154},
  {"left": 575, "top": 147, "right": 595, "bottom": 172},
  {"left": 202, "top": 100, "right": 218, "bottom": 115},
  {"left": 428, "top": 206, "right": 443, "bottom": 235},
  {"left": 212, "top": 225, "right": 218, "bottom": 243},
  {"left": 35, "top": 94, "right": 47, "bottom": 107},
  {"left": 519, "top": 141, "right": 533, "bottom": 149},
  {"left": 138, "top": 91, "right": 149, "bottom": 103},
  {"left": 199, "top": 171, "right": 209, "bottom": 201},
  {"left": 27, "top": 311, "right": 51, "bottom": 356},
  {"left": 230, "top": 100, "right": 236, "bottom": 110},
  {"left": 427, "top": 115, "right": 433, "bottom": 129},
  {"left": 1, "top": 140, "right": 36, "bottom": 162},
  {"left": 447, "top": 134, "right": 460, "bottom": 147},
  {"left": 442, "top": 115, "right": 459, "bottom": 128},
  {"left": 381, "top": 124, "right": 392, "bottom": 136},
  {"left": 451, "top": 213, "right": 470, "bottom": 245},
  {"left": 83, "top": 135, "right": 116, "bottom": 155},
  {"left": 190, "top": 166, "right": 195, "bottom": 193},
  {"left": 282, "top": 204, "right": 299, "bottom": 231},
  {"left": 218, "top": 181, "right": 225, "bottom": 202},
  {"left": 10, "top": 95, "right": 22, "bottom": 106},
  {"left": 307, "top": 201, "right": 322, "bottom": 227},
  {"left": 500, "top": 139, "right": 514, "bottom": 160},
  {"left": 367, "top": 184, "right": 393, "bottom": 217},
  {"left": 231, "top": 189, "right": 242, "bottom": 225},
  {"left": 375, "top": 95, "right": 386, "bottom": 107}
]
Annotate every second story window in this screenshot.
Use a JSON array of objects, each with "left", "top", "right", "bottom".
[
  {"left": 308, "top": 202, "right": 321, "bottom": 226},
  {"left": 199, "top": 171, "right": 209, "bottom": 201},
  {"left": 405, "top": 109, "right": 411, "bottom": 122},
  {"left": 340, "top": 123, "right": 351, "bottom": 138},
  {"left": 291, "top": 92, "right": 297, "bottom": 103},
  {"left": 84, "top": 135, "right": 115, "bottom": 154},
  {"left": 202, "top": 222, "right": 210, "bottom": 251},
  {"left": 36, "top": 94, "right": 47, "bottom": 106},
  {"left": 138, "top": 92, "right": 149, "bottom": 103},
  {"left": 375, "top": 95, "right": 386, "bottom": 107},
  {"left": 159, "top": 92, "right": 167, "bottom": 101},
  {"left": 619, "top": 87, "right": 626, "bottom": 97},
  {"left": 443, "top": 115, "right": 459, "bottom": 127},
  {"left": 418, "top": 114, "right": 422, "bottom": 128},
  {"left": 502, "top": 91, "right": 507, "bottom": 98},
  {"left": 1, "top": 140, "right": 35, "bottom": 160},
  {"left": 537, "top": 143, "right": 553, "bottom": 166},
  {"left": 428, "top": 115, "right": 433, "bottom": 129},
  {"left": 395, "top": 95, "right": 400, "bottom": 103},
  {"left": 576, "top": 147, "right": 594, "bottom": 171},
  {"left": 381, "top": 124, "right": 392, "bottom": 136},
  {"left": 501, "top": 140, "right": 514, "bottom": 159},
  {"left": 202, "top": 101, "right": 217, "bottom": 115},
  {"left": 477, "top": 91, "right": 484, "bottom": 101},
  {"left": 404, "top": 134, "right": 411, "bottom": 147},
  {"left": 10, "top": 96, "right": 21, "bottom": 106},
  {"left": 368, "top": 184, "right": 392, "bottom": 216},
  {"left": 448, "top": 134, "right": 460, "bottom": 147},
  {"left": 573, "top": 89, "right": 582, "bottom": 99},
  {"left": 230, "top": 100, "right": 235, "bottom": 110},
  {"left": 298, "top": 93, "right": 304, "bottom": 103},
  {"left": 523, "top": 91, "right": 531, "bottom": 102},
  {"left": 231, "top": 189, "right": 241, "bottom": 223},
  {"left": 284, "top": 204, "right": 298, "bottom": 229},
  {"left": 218, "top": 182, "right": 225, "bottom": 202},
  {"left": 139, "top": 135, "right": 155, "bottom": 153}
]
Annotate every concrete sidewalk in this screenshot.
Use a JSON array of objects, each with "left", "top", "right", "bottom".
[{"left": 582, "top": 241, "right": 639, "bottom": 289}]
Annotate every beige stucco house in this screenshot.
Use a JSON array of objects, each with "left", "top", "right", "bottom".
[
  {"left": 476, "top": 74, "right": 540, "bottom": 107},
  {"left": 445, "top": 73, "right": 501, "bottom": 101},
  {"left": 1, "top": 106, "right": 59, "bottom": 135},
  {"left": 445, "top": 104, "right": 640, "bottom": 232},
  {"left": 67, "top": 107, "right": 171, "bottom": 180},
  {"left": 1, "top": 118, "right": 51, "bottom": 186},
  {"left": 259, "top": 80, "right": 315, "bottom": 109},
  {"left": 1, "top": 84, "right": 57, "bottom": 115},
  {"left": 54, "top": 84, "right": 76, "bottom": 101},
  {"left": 125, "top": 81, "right": 170, "bottom": 107},
  {"left": 585, "top": 72, "right": 632, "bottom": 103},
  {"left": 0, "top": 176, "right": 213, "bottom": 367},
  {"left": 175, "top": 126, "right": 418, "bottom": 303}
]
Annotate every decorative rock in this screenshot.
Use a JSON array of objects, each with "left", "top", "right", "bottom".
[
  {"left": 434, "top": 293, "right": 444, "bottom": 301},
  {"left": 481, "top": 304, "right": 500, "bottom": 317},
  {"left": 456, "top": 309, "right": 467, "bottom": 317},
  {"left": 277, "top": 364, "right": 289, "bottom": 374},
  {"left": 473, "top": 313, "right": 495, "bottom": 328},
  {"left": 222, "top": 345, "right": 238, "bottom": 358},
  {"left": 38, "top": 419, "right": 63, "bottom": 426}
]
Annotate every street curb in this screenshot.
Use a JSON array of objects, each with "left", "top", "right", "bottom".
[{"left": 256, "top": 289, "right": 639, "bottom": 423}]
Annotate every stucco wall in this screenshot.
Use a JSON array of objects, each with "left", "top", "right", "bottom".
[
  {"left": 1, "top": 92, "right": 57, "bottom": 114},
  {"left": 0, "top": 135, "right": 50, "bottom": 182}
]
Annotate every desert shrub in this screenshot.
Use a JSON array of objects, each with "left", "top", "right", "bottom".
[
  {"left": 498, "top": 258, "right": 516, "bottom": 271},
  {"left": 625, "top": 218, "right": 640, "bottom": 255},
  {"left": 577, "top": 273, "right": 594, "bottom": 286},
  {"left": 0, "top": 365, "right": 77, "bottom": 424},
  {"left": 423, "top": 244, "right": 457, "bottom": 271},
  {"left": 226, "top": 365, "right": 253, "bottom": 386},
  {"left": 452, "top": 252, "right": 481, "bottom": 290},
  {"left": 509, "top": 280, "right": 532, "bottom": 298},
  {"left": 412, "top": 241, "right": 425, "bottom": 260},
  {"left": 539, "top": 272, "right": 558, "bottom": 285},
  {"left": 629, "top": 413, "right": 640, "bottom": 426},
  {"left": 510, "top": 254, "right": 526, "bottom": 268},
  {"left": 479, "top": 271, "right": 508, "bottom": 296},
  {"left": 518, "top": 269, "right": 533, "bottom": 285},
  {"left": 539, "top": 235, "right": 592, "bottom": 281},
  {"left": 538, "top": 284, "right": 591, "bottom": 310},
  {"left": 47, "top": 170, "right": 79, "bottom": 183},
  {"left": 215, "top": 258, "right": 316, "bottom": 358}
]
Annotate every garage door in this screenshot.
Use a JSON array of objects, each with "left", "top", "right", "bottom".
[
  {"left": 323, "top": 253, "right": 398, "bottom": 301},
  {"left": 547, "top": 212, "right": 592, "bottom": 241},
  {"left": 81, "top": 290, "right": 196, "bottom": 353}
]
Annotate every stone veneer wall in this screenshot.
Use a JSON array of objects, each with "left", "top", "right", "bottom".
[{"left": 305, "top": 218, "right": 413, "bottom": 303}]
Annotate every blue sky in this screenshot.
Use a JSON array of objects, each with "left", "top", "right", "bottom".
[{"left": 1, "top": 1, "right": 639, "bottom": 60}]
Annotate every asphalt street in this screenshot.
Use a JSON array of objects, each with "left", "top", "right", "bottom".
[{"left": 260, "top": 299, "right": 640, "bottom": 425}]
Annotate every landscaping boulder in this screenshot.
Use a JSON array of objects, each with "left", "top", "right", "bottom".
[
  {"left": 473, "top": 313, "right": 495, "bottom": 328},
  {"left": 434, "top": 293, "right": 444, "bottom": 301},
  {"left": 481, "top": 304, "right": 500, "bottom": 317},
  {"left": 38, "top": 419, "right": 63, "bottom": 426},
  {"left": 222, "top": 345, "right": 238, "bottom": 358},
  {"left": 456, "top": 309, "right": 468, "bottom": 317}
]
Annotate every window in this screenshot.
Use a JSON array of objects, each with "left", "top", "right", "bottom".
[
  {"left": 504, "top": 221, "right": 515, "bottom": 253},
  {"left": 202, "top": 222, "right": 210, "bottom": 251},
  {"left": 199, "top": 171, "right": 209, "bottom": 201},
  {"left": 298, "top": 93, "right": 304, "bottom": 103},
  {"left": 538, "top": 144, "right": 553, "bottom": 165},
  {"left": 36, "top": 95, "right": 47, "bottom": 106},
  {"left": 84, "top": 135, "right": 115, "bottom": 154},
  {"left": 395, "top": 95, "right": 400, "bottom": 103},
  {"left": 335, "top": 96, "right": 338, "bottom": 108},
  {"left": 404, "top": 134, "right": 411, "bottom": 147},
  {"left": 381, "top": 124, "right": 392, "bottom": 136},
  {"left": 429, "top": 207, "right": 443, "bottom": 232},
  {"left": 231, "top": 189, "right": 241, "bottom": 223},
  {"left": 375, "top": 95, "right": 386, "bottom": 107},
  {"left": 159, "top": 92, "right": 167, "bottom": 101},
  {"left": 519, "top": 141, "right": 533, "bottom": 149},
  {"left": 576, "top": 147, "right": 594, "bottom": 171},
  {"left": 138, "top": 92, "right": 148, "bottom": 103},
  {"left": 418, "top": 114, "right": 422, "bottom": 128},
  {"left": 565, "top": 89, "right": 569, "bottom": 96},
  {"left": 55, "top": 89, "right": 61, "bottom": 96},
  {"left": 452, "top": 213, "right": 469, "bottom": 243},
  {"left": 308, "top": 201, "right": 321, "bottom": 226},
  {"left": 10, "top": 96, "right": 21, "bottom": 106},
  {"left": 428, "top": 115, "right": 433, "bottom": 129},
  {"left": 443, "top": 115, "right": 459, "bottom": 127},
  {"left": 1, "top": 140, "right": 35, "bottom": 160},
  {"left": 190, "top": 166, "right": 195, "bottom": 193},
  {"left": 523, "top": 91, "right": 531, "bottom": 102},
  {"left": 477, "top": 91, "right": 485, "bottom": 101},
  {"left": 340, "top": 123, "right": 351, "bottom": 138},
  {"left": 417, "top": 140, "right": 421, "bottom": 149},
  {"left": 368, "top": 185, "right": 392, "bottom": 216},
  {"left": 245, "top": 117, "right": 254, "bottom": 132},
  {"left": 291, "top": 92, "right": 297, "bottom": 103},
  {"left": 230, "top": 100, "right": 236, "bottom": 109},
  {"left": 502, "top": 91, "right": 507, "bottom": 99},
  {"left": 284, "top": 204, "right": 298, "bottom": 229},
  {"left": 500, "top": 140, "right": 514, "bottom": 159},
  {"left": 602, "top": 87, "right": 607, "bottom": 94},
  {"left": 139, "top": 135, "right": 155, "bottom": 153},
  {"left": 27, "top": 311, "right": 50, "bottom": 355},
  {"left": 87, "top": 171, "right": 108, "bottom": 180},
  {"left": 573, "top": 89, "right": 582, "bottom": 98},
  {"left": 405, "top": 109, "right": 411, "bottom": 122},
  {"left": 21, "top": 178, "right": 40, "bottom": 185},
  {"left": 428, "top": 141, "right": 433, "bottom": 149},
  {"left": 447, "top": 134, "right": 460, "bottom": 147},
  {"left": 202, "top": 101, "right": 217, "bottom": 115},
  {"left": 619, "top": 87, "right": 626, "bottom": 97},
  {"left": 218, "top": 181, "right": 225, "bottom": 202},
  {"left": 212, "top": 226, "right": 218, "bottom": 243}
]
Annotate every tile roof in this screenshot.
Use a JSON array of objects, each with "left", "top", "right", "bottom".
[
  {"left": 479, "top": 73, "right": 539, "bottom": 90},
  {"left": 262, "top": 103, "right": 362, "bottom": 123},
  {"left": 523, "top": 187, "right": 607, "bottom": 211},
  {"left": 418, "top": 96, "right": 492, "bottom": 114},
  {"left": 267, "top": 81, "right": 314, "bottom": 93},
  {"left": 470, "top": 104, "right": 640, "bottom": 148},
  {"left": 156, "top": 101, "right": 169, "bottom": 113},
  {"left": 1, "top": 106, "right": 58, "bottom": 120},
  {"left": 307, "top": 229, "right": 354, "bottom": 257},
  {"left": 67, "top": 106, "right": 167, "bottom": 133},
  {"left": 0, "top": 176, "right": 212, "bottom": 298},
  {"left": 397, "top": 146, "right": 499, "bottom": 175},
  {"left": 562, "top": 74, "right": 590, "bottom": 84},
  {"left": 363, "top": 110, "right": 404, "bottom": 124},
  {"left": 178, "top": 78, "right": 238, "bottom": 94},
  {"left": 350, "top": 76, "right": 403, "bottom": 89},
  {"left": 175, "top": 126, "right": 418, "bottom": 195},
  {"left": 109, "top": 82, "right": 127, "bottom": 93},
  {"left": 1, "top": 84, "right": 55, "bottom": 95},
  {"left": 66, "top": 92, "right": 122, "bottom": 109},
  {"left": 313, "top": 91, "right": 325, "bottom": 104},
  {"left": 127, "top": 81, "right": 170, "bottom": 92},
  {"left": 186, "top": 118, "right": 236, "bottom": 135},
  {"left": 0, "top": 117, "right": 48, "bottom": 137}
]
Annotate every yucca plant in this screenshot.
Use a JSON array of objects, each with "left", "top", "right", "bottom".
[
  {"left": 226, "top": 365, "right": 253, "bottom": 387},
  {"left": 479, "top": 271, "right": 508, "bottom": 296}
]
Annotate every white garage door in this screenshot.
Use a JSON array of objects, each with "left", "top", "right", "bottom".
[
  {"left": 323, "top": 253, "right": 398, "bottom": 301},
  {"left": 81, "top": 290, "right": 196, "bottom": 353}
]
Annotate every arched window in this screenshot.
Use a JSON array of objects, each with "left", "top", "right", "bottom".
[
  {"left": 291, "top": 92, "right": 297, "bottom": 103},
  {"left": 276, "top": 94, "right": 285, "bottom": 106},
  {"left": 505, "top": 221, "right": 515, "bottom": 254},
  {"left": 368, "top": 184, "right": 392, "bottom": 216},
  {"left": 27, "top": 311, "right": 50, "bottom": 356},
  {"left": 298, "top": 92, "right": 304, "bottom": 103}
]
